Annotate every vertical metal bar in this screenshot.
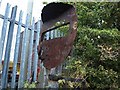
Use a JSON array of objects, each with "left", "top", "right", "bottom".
[
  {"left": 55, "top": 30, "right": 57, "bottom": 38},
  {"left": 44, "top": 33, "right": 47, "bottom": 40},
  {"left": 33, "top": 20, "right": 41, "bottom": 81},
  {"left": 18, "top": 14, "right": 30, "bottom": 88},
  {"left": 57, "top": 30, "right": 60, "bottom": 37},
  {"left": 38, "top": 28, "right": 48, "bottom": 88},
  {"left": 57, "top": 64, "right": 62, "bottom": 75},
  {"left": 27, "top": 17, "right": 35, "bottom": 80},
  {"left": 11, "top": 10, "right": 23, "bottom": 88},
  {"left": 38, "top": 62, "right": 45, "bottom": 88},
  {"left": 46, "top": 32, "right": 49, "bottom": 40},
  {"left": 51, "top": 30, "right": 53, "bottom": 39},
  {"left": 53, "top": 30, "right": 55, "bottom": 38},
  {"left": 61, "top": 32, "right": 64, "bottom": 37},
  {"left": 60, "top": 31, "right": 62, "bottom": 37},
  {"left": 49, "top": 31, "right": 51, "bottom": 39},
  {"left": 1, "top": 6, "right": 17, "bottom": 88},
  {"left": 26, "top": 0, "right": 33, "bottom": 24},
  {"left": 0, "top": 3, "right": 10, "bottom": 70},
  {"left": 43, "top": 66, "right": 47, "bottom": 87},
  {"left": 24, "top": 0, "right": 34, "bottom": 81}
]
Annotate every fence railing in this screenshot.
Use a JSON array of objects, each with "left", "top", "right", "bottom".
[
  {"left": 0, "top": 3, "right": 63, "bottom": 89},
  {"left": 0, "top": 3, "right": 42, "bottom": 88}
]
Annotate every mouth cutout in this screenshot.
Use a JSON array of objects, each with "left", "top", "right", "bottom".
[{"left": 42, "top": 21, "right": 70, "bottom": 41}]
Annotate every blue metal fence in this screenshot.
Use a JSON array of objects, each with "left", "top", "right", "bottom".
[
  {"left": 0, "top": 3, "right": 41, "bottom": 88},
  {"left": 0, "top": 3, "right": 64, "bottom": 89},
  {"left": 2, "top": 5, "right": 17, "bottom": 88},
  {"left": 0, "top": 3, "right": 10, "bottom": 69},
  {"left": 11, "top": 10, "right": 23, "bottom": 88}
]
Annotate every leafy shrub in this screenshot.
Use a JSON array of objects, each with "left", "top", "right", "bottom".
[
  {"left": 63, "top": 27, "right": 120, "bottom": 88},
  {"left": 24, "top": 81, "right": 36, "bottom": 88}
]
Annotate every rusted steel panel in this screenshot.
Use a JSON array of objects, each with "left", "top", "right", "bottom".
[{"left": 38, "top": 2, "right": 77, "bottom": 69}]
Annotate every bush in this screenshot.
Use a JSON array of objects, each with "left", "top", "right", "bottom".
[{"left": 63, "top": 27, "right": 120, "bottom": 88}]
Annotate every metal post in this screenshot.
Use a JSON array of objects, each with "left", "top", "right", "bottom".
[
  {"left": 38, "top": 62, "right": 45, "bottom": 88},
  {"left": 1, "top": 6, "right": 17, "bottom": 88},
  {"left": 27, "top": 17, "right": 35, "bottom": 80},
  {"left": 18, "top": 14, "right": 30, "bottom": 88},
  {"left": 0, "top": 3, "right": 10, "bottom": 72},
  {"left": 61, "top": 32, "right": 64, "bottom": 37},
  {"left": 55, "top": 30, "right": 57, "bottom": 38},
  {"left": 46, "top": 32, "right": 49, "bottom": 40},
  {"left": 24, "top": 0, "right": 34, "bottom": 81},
  {"left": 51, "top": 30, "right": 54, "bottom": 39},
  {"left": 57, "top": 30, "right": 60, "bottom": 37},
  {"left": 49, "top": 31, "right": 51, "bottom": 39},
  {"left": 53, "top": 30, "right": 55, "bottom": 38},
  {"left": 11, "top": 10, "right": 23, "bottom": 88},
  {"left": 26, "top": 0, "right": 34, "bottom": 24},
  {"left": 33, "top": 20, "right": 41, "bottom": 81},
  {"left": 38, "top": 31, "right": 49, "bottom": 88}
]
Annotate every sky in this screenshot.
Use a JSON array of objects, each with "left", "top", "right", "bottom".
[
  {"left": 0, "top": 0, "right": 57, "bottom": 61},
  {"left": 0, "top": 0, "right": 55, "bottom": 22}
]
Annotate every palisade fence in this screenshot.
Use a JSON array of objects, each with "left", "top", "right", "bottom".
[
  {"left": 0, "top": 3, "right": 63, "bottom": 89},
  {"left": 0, "top": 3, "right": 41, "bottom": 88}
]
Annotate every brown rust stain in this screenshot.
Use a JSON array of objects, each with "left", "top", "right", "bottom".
[{"left": 38, "top": 2, "right": 78, "bottom": 69}]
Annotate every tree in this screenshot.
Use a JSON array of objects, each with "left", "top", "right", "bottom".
[{"left": 71, "top": 2, "right": 120, "bottom": 30}]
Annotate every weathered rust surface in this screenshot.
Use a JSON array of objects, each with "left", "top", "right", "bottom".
[{"left": 38, "top": 2, "right": 77, "bottom": 69}]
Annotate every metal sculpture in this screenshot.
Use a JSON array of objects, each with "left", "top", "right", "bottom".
[{"left": 38, "top": 2, "right": 77, "bottom": 69}]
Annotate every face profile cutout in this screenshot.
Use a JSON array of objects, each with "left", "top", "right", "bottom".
[{"left": 38, "top": 2, "right": 77, "bottom": 69}]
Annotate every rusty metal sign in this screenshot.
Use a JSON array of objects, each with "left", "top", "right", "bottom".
[{"left": 38, "top": 2, "right": 77, "bottom": 69}]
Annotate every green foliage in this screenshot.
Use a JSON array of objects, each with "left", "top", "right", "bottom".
[
  {"left": 24, "top": 81, "right": 36, "bottom": 88},
  {"left": 69, "top": 2, "right": 120, "bottom": 30},
  {"left": 58, "top": 79, "right": 66, "bottom": 88},
  {"left": 62, "top": 27, "right": 120, "bottom": 88},
  {"left": 43, "top": 2, "right": 48, "bottom": 5},
  {"left": 87, "top": 65, "right": 118, "bottom": 88}
]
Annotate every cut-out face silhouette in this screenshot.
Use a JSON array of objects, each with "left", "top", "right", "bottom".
[{"left": 38, "top": 2, "right": 77, "bottom": 69}]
